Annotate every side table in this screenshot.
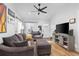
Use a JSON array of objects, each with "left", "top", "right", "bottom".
[{"left": 33, "top": 41, "right": 37, "bottom": 56}]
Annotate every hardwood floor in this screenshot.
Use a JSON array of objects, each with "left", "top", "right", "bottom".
[{"left": 48, "top": 41, "right": 79, "bottom": 56}]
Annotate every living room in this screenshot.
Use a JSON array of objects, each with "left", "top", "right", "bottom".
[{"left": 1, "top": 2, "right": 79, "bottom": 56}]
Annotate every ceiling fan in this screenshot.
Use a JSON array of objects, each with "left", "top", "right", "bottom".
[{"left": 33, "top": 3, "right": 47, "bottom": 15}]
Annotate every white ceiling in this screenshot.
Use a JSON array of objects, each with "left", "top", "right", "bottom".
[{"left": 5, "top": 3, "right": 79, "bottom": 23}]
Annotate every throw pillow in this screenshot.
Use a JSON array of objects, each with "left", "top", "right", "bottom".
[
  {"left": 3, "top": 36, "right": 15, "bottom": 47},
  {"left": 15, "top": 34, "right": 24, "bottom": 41},
  {"left": 3, "top": 34, "right": 21, "bottom": 47}
]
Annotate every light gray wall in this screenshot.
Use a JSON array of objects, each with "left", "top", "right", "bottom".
[{"left": 50, "top": 4, "right": 79, "bottom": 52}]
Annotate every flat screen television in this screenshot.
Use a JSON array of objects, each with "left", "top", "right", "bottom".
[{"left": 56, "top": 22, "right": 69, "bottom": 34}]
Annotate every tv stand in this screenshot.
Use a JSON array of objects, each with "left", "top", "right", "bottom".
[{"left": 54, "top": 33, "right": 74, "bottom": 50}]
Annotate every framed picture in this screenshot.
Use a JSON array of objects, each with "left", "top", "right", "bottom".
[
  {"left": 0, "top": 3, "right": 6, "bottom": 32},
  {"left": 8, "top": 8, "right": 15, "bottom": 24},
  {"left": 8, "top": 8, "right": 15, "bottom": 18},
  {"left": 69, "top": 18, "right": 76, "bottom": 24}
]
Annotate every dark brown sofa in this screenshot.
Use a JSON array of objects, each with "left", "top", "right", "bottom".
[
  {"left": 0, "top": 45, "right": 34, "bottom": 56},
  {"left": 0, "top": 34, "right": 34, "bottom": 56},
  {"left": 0, "top": 33, "right": 51, "bottom": 56}
]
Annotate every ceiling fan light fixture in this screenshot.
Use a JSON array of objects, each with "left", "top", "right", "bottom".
[
  {"left": 38, "top": 3, "right": 41, "bottom": 6},
  {"left": 33, "top": 3, "right": 47, "bottom": 15}
]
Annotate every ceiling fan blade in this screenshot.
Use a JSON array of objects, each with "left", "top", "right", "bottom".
[
  {"left": 34, "top": 5, "right": 38, "bottom": 10},
  {"left": 31, "top": 11, "right": 38, "bottom": 12},
  {"left": 40, "top": 6, "right": 47, "bottom": 10},
  {"left": 40, "top": 10, "right": 47, "bottom": 13}
]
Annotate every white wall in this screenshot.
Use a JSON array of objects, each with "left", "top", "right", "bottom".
[
  {"left": 24, "top": 23, "right": 38, "bottom": 34},
  {"left": 0, "top": 4, "right": 22, "bottom": 43},
  {"left": 16, "top": 19, "right": 24, "bottom": 34},
  {"left": 0, "top": 13, "right": 16, "bottom": 43},
  {"left": 38, "top": 19, "right": 51, "bottom": 38},
  {"left": 75, "top": 11, "right": 79, "bottom": 52},
  {"left": 50, "top": 4, "right": 79, "bottom": 52}
]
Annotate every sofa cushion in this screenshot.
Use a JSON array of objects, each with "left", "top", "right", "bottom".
[
  {"left": 3, "top": 36, "right": 15, "bottom": 47},
  {"left": 14, "top": 41, "right": 28, "bottom": 47},
  {"left": 36, "top": 39, "right": 51, "bottom": 55},
  {"left": 3, "top": 34, "right": 22, "bottom": 47},
  {"left": 36, "top": 39, "right": 50, "bottom": 46}
]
